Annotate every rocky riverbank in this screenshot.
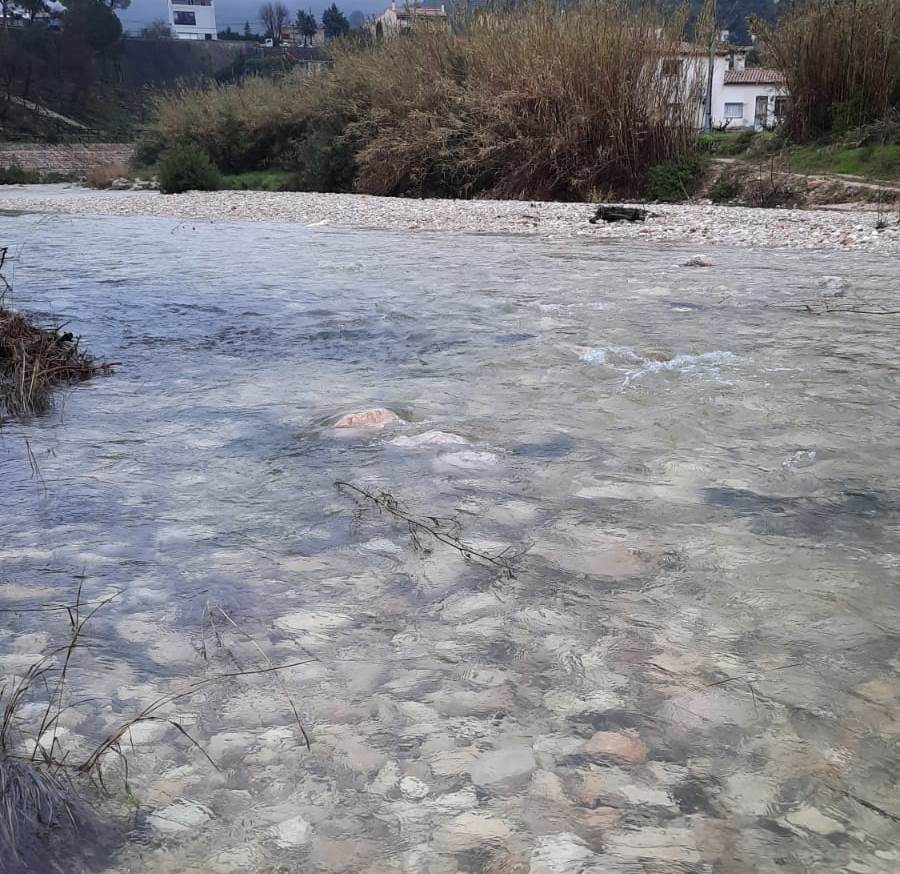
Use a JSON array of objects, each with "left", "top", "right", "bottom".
[{"left": 1, "top": 184, "right": 899, "bottom": 254}]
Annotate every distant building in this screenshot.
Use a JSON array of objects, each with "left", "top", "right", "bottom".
[
  {"left": 168, "top": 0, "right": 217, "bottom": 40},
  {"left": 372, "top": 2, "right": 449, "bottom": 39},
  {"left": 281, "top": 23, "right": 326, "bottom": 47}
]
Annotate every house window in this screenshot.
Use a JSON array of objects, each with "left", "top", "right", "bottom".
[
  {"left": 661, "top": 58, "right": 682, "bottom": 77},
  {"left": 173, "top": 10, "right": 196, "bottom": 25},
  {"left": 773, "top": 97, "right": 788, "bottom": 120},
  {"left": 724, "top": 102, "right": 744, "bottom": 119}
]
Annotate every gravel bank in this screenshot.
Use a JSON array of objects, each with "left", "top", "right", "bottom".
[{"left": 1, "top": 184, "right": 899, "bottom": 253}]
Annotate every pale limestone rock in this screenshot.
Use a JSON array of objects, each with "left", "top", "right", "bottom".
[
  {"left": 604, "top": 827, "right": 699, "bottom": 863},
  {"left": 370, "top": 760, "right": 400, "bottom": 796},
  {"left": 432, "top": 811, "right": 512, "bottom": 852},
  {"left": 784, "top": 806, "right": 845, "bottom": 836},
  {"left": 275, "top": 609, "right": 352, "bottom": 634},
  {"left": 429, "top": 746, "right": 480, "bottom": 776},
  {"left": 433, "top": 449, "right": 499, "bottom": 471},
  {"left": 391, "top": 430, "right": 468, "bottom": 448},
  {"left": 270, "top": 814, "right": 313, "bottom": 847},
  {"left": 399, "top": 775, "right": 430, "bottom": 800},
  {"left": 148, "top": 800, "right": 212, "bottom": 834},
  {"left": 470, "top": 746, "right": 537, "bottom": 786},
  {"left": 529, "top": 833, "right": 595, "bottom": 874}
]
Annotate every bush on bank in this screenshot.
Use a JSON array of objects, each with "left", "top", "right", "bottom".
[{"left": 157, "top": 145, "right": 222, "bottom": 194}]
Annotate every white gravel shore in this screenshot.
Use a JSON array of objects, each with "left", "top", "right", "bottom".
[{"left": 1, "top": 184, "right": 899, "bottom": 253}]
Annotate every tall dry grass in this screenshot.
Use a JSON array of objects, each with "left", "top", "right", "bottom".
[
  {"left": 757, "top": 0, "right": 900, "bottom": 140},
  {"left": 147, "top": 0, "right": 701, "bottom": 199},
  {"left": 339, "top": 0, "right": 700, "bottom": 199}
]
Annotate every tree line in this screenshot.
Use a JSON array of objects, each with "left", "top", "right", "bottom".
[{"left": 256, "top": 3, "right": 353, "bottom": 46}]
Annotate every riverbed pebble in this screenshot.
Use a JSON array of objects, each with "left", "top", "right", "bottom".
[{"left": 2, "top": 185, "right": 898, "bottom": 254}]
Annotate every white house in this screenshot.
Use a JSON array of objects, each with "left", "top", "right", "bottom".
[
  {"left": 168, "top": 0, "right": 217, "bottom": 40},
  {"left": 716, "top": 67, "right": 787, "bottom": 130},
  {"left": 372, "top": 2, "right": 449, "bottom": 39},
  {"left": 665, "top": 45, "right": 788, "bottom": 131}
]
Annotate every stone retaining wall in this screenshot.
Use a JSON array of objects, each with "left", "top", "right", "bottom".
[{"left": 0, "top": 143, "right": 136, "bottom": 178}]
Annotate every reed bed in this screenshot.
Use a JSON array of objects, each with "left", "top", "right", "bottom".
[
  {"left": 147, "top": 0, "right": 701, "bottom": 200},
  {"left": 757, "top": 0, "right": 900, "bottom": 139}
]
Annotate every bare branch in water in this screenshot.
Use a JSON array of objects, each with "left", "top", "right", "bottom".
[
  {"left": 334, "top": 480, "right": 526, "bottom": 578},
  {"left": 769, "top": 301, "right": 900, "bottom": 316},
  {"left": 79, "top": 659, "right": 315, "bottom": 779},
  {"left": 207, "top": 605, "right": 311, "bottom": 751}
]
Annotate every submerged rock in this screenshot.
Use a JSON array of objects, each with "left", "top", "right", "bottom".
[
  {"left": 270, "top": 813, "right": 313, "bottom": 847},
  {"left": 583, "top": 730, "right": 647, "bottom": 764},
  {"left": 399, "top": 775, "right": 430, "bottom": 799},
  {"left": 390, "top": 430, "right": 468, "bottom": 448},
  {"left": 529, "top": 833, "right": 594, "bottom": 873},
  {"left": 334, "top": 408, "right": 403, "bottom": 428},
  {"left": 433, "top": 450, "right": 499, "bottom": 471},
  {"left": 683, "top": 254, "right": 714, "bottom": 267},
  {"left": 148, "top": 799, "right": 213, "bottom": 834},
  {"left": 470, "top": 746, "right": 536, "bottom": 786},
  {"left": 783, "top": 806, "right": 845, "bottom": 836},
  {"left": 432, "top": 811, "right": 513, "bottom": 851}
]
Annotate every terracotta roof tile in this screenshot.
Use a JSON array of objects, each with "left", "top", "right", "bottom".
[{"left": 724, "top": 68, "right": 785, "bottom": 85}]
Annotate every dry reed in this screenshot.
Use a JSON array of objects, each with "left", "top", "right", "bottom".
[
  {"left": 0, "top": 306, "right": 113, "bottom": 420},
  {"left": 148, "top": 0, "right": 701, "bottom": 199},
  {"left": 756, "top": 0, "right": 900, "bottom": 139}
]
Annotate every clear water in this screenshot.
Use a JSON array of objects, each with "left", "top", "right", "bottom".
[{"left": 1, "top": 214, "right": 898, "bottom": 873}]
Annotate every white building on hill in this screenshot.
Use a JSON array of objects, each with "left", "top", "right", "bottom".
[{"left": 168, "top": 0, "right": 217, "bottom": 40}]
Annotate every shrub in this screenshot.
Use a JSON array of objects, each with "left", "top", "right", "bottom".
[
  {"left": 84, "top": 162, "right": 129, "bottom": 189},
  {"left": 757, "top": 0, "right": 900, "bottom": 140},
  {"left": 744, "top": 177, "right": 803, "bottom": 208},
  {"left": 645, "top": 156, "right": 706, "bottom": 202},
  {"left": 709, "top": 173, "right": 742, "bottom": 203},
  {"left": 157, "top": 145, "right": 221, "bottom": 194},
  {"left": 0, "top": 164, "right": 41, "bottom": 185},
  {"left": 132, "top": 129, "right": 167, "bottom": 168}
]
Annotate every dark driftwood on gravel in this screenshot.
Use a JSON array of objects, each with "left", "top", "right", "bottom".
[{"left": 590, "top": 205, "right": 650, "bottom": 223}]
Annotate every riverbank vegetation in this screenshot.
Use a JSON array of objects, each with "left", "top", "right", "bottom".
[
  {"left": 136, "top": 0, "right": 900, "bottom": 201},
  {"left": 0, "top": 253, "right": 113, "bottom": 420},
  {"left": 141, "top": 0, "right": 700, "bottom": 200}
]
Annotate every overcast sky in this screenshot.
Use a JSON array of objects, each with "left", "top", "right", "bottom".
[{"left": 118, "top": 0, "right": 386, "bottom": 32}]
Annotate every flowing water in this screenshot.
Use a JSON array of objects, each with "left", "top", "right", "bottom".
[{"left": 1, "top": 213, "right": 898, "bottom": 873}]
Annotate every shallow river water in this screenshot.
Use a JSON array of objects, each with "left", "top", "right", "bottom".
[{"left": 1, "top": 213, "right": 898, "bottom": 874}]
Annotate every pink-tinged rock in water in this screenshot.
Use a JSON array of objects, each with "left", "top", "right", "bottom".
[
  {"left": 584, "top": 730, "right": 647, "bottom": 763},
  {"left": 334, "top": 408, "right": 403, "bottom": 428}
]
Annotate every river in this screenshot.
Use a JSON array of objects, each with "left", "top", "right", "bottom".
[{"left": 1, "top": 213, "right": 898, "bottom": 873}]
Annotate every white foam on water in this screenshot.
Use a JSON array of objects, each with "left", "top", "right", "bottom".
[
  {"left": 578, "top": 345, "right": 642, "bottom": 366},
  {"left": 623, "top": 350, "right": 738, "bottom": 384}
]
